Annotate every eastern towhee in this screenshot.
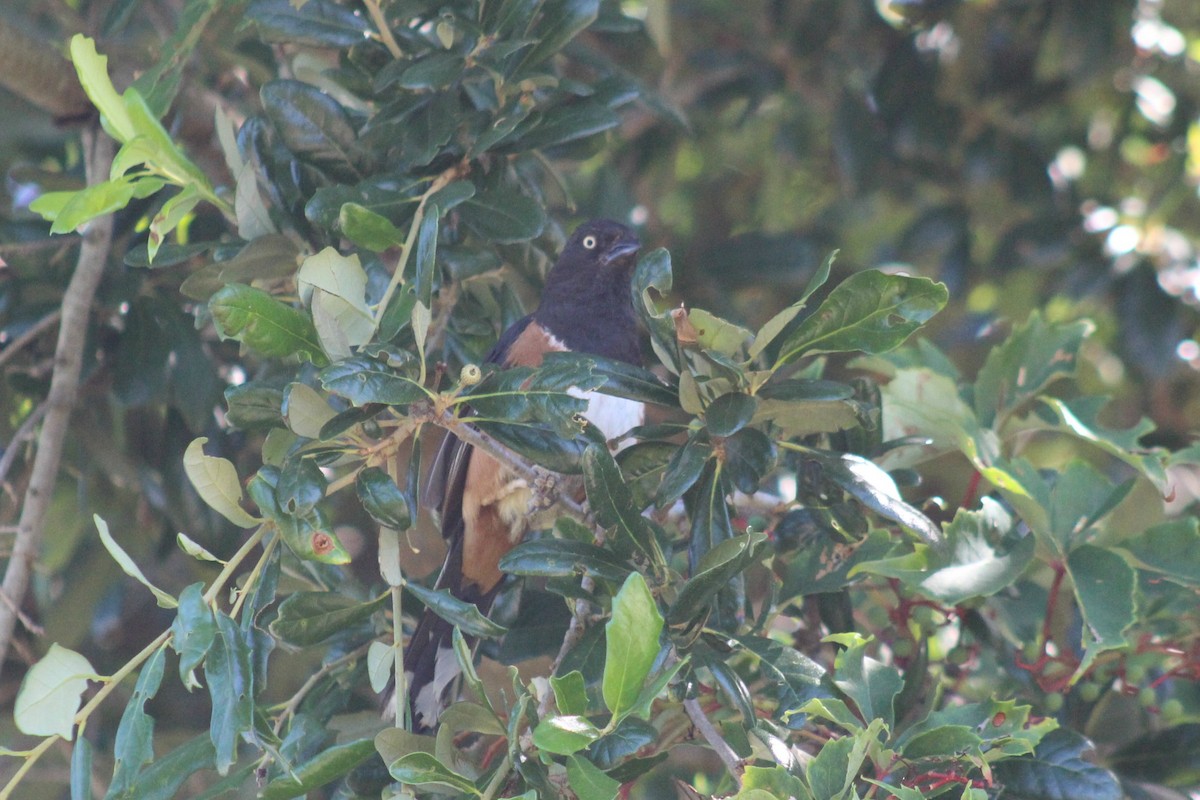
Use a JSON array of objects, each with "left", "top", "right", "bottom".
[{"left": 404, "top": 219, "right": 645, "bottom": 730}]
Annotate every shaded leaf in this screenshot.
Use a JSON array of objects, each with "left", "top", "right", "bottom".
[
  {"left": 269, "top": 592, "right": 387, "bottom": 647},
  {"left": 993, "top": 729, "right": 1122, "bottom": 800},
  {"left": 14, "top": 644, "right": 96, "bottom": 739},
  {"left": 210, "top": 284, "right": 326, "bottom": 365}
]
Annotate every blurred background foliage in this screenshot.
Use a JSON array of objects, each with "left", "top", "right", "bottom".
[{"left": 1, "top": 0, "right": 1199, "bottom": 796}]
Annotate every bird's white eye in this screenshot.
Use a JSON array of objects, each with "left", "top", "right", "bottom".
[{"left": 582, "top": 235, "right": 597, "bottom": 249}]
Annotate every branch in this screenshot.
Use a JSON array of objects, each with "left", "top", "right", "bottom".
[
  {"left": 0, "top": 128, "right": 114, "bottom": 682},
  {"left": 0, "top": 310, "right": 62, "bottom": 371},
  {"left": 684, "top": 697, "right": 744, "bottom": 789}
]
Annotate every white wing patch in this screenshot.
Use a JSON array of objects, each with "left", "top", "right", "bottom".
[{"left": 571, "top": 388, "right": 644, "bottom": 447}]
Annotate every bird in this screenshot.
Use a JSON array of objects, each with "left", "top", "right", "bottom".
[{"left": 403, "top": 218, "right": 646, "bottom": 731}]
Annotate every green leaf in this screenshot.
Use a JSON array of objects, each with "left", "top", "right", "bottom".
[
  {"left": 458, "top": 184, "right": 547, "bottom": 242},
  {"left": 224, "top": 384, "right": 285, "bottom": 430},
  {"left": 40, "top": 178, "right": 143, "bottom": 233},
  {"left": 774, "top": 271, "right": 947, "bottom": 367},
  {"left": 532, "top": 715, "right": 604, "bottom": 755},
  {"left": 830, "top": 634, "right": 902, "bottom": 728},
  {"left": 171, "top": 583, "right": 215, "bottom": 690},
  {"left": 269, "top": 592, "right": 387, "bottom": 647},
  {"left": 993, "top": 729, "right": 1122, "bottom": 800},
  {"left": 277, "top": 455, "right": 327, "bottom": 516},
  {"left": 71, "top": 736, "right": 93, "bottom": 800},
  {"left": 705, "top": 391, "right": 758, "bottom": 436},
  {"left": 374, "top": 728, "right": 435, "bottom": 764},
  {"left": 183, "top": 438, "right": 260, "bottom": 528},
  {"left": 180, "top": 235, "right": 301, "bottom": 301},
  {"left": 106, "top": 648, "right": 166, "bottom": 798},
  {"left": 14, "top": 644, "right": 96, "bottom": 739},
  {"left": 852, "top": 499, "right": 1034, "bottom": 605},
  {"left": 749, "top": 250, "right": 836, "bottom": 359},
  {"left": 499, "top": 538, "right": 632, "bottom": 583},
  {"left": 656, "top": 434, "right": 712, "bottom": 509},
  {"left": 1066, "top": 545, "right": 1136, "bottom": 673},
  {"left": 69, "top": 35, "right": 136, "bottom": 141},
  {"left": 411, "top": 205, "right": 439, "bottom": 307},
  {"left": 282, "top": 383, "right": 337, "bottom": 439},
  {"left": 1036, "top": 397, "right": 1166, "bottom": 490},
  {"left": 93, "top": 515, "right": 178, "bottom": 609},
  {"left": 973, "top": 312, "right": 1093, "bottom": 428},
  {"left": 733, "top": 635, "right": 827, "bottom": 723},
  {"left": 587, "top": 717, "right": 658, "bottom": 769},
  {"left": 551, "top": 671, "right": 589, "bottom": 716},
  {"left": 146, "top": 186, "right": 200, "bottom": 263},
  {"left": 1120, "top": 517, "right": 1200, "bottom": 586},
  {"left": 685, "top": 460, "right": 734, "bottom": 573},
  {"left": 518, "top": 100, "right": 620, "bottom": 150},
  {"left": 668, "top": 532, "right": 768, "bottom": 625},
  {"left": 205, "top": 613, "right": 254, "bottom": 775},
  {"left": 319, "top": 356, "right": 428, "bottom": 405},
  {"left": 113, "top": 734, "right": 217, "bottom": 800},
  {"left": 406, "top": 582, "right": 508, "bottom": 638},
  {"left": 261, "top": 79, "right": 361, "bottom": 182},
  {"left": 817, "top": 452, "right": 942, "bottom": 546},
  {"left": 519, "top": 0, "right": 600, "bottom": 71},
  {"left": 338, "top": 202, "right": 403, "bottom": 252},
  {"left": 583, "top": 444, "right": 663, "bottom": 567},
  {"left": 688, "top": 308, "right": 753, "bottom": 357},
  {"left": 260, "top": 737, "right": 377, "bottom": 800},
  {"left": 632, "top": 248, "right": 680, "bottom": 374},
  {"left": 603, "top": 573, "right": 664, "bottom": 719},
  {"left": 245, "top": 0, "right": 373, "bottom": 47},
  {"left": 398, "top": 52, "right": 465, "bottom": 90},
  {"left": 387, "top": 752, "right": 481, "bottom": 796},
  {"left": 210, "top": 284, "right": 327, "bottom": 365},
  {"left": 356, "top": 467, "right": 412, "bottom": 530},
  {"left": 567, "top": 754, "right": 621, "bottom": 800},
  {"left": 550, "top": 352, "right": 677, "bottom": 407}
]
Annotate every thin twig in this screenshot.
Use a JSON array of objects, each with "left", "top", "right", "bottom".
[
  {"left": 0, "top": 128, "right": 114, "bottom": 682},
  {"left": 363, "top": 0, "right": 404, "bottom": 59},
  {"left": 683, "top": 697, "right": 744, "bottom": 789},
  {"left": 0, "top": 309, "right": 62, "bottom": 370},
  {"left": 0, "top": 400, "right": 49, "bottom": 498}
]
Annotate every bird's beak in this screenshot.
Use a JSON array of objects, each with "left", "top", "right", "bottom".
[{"left": 602, "top": 239, "right": 641, "bottom": 265}]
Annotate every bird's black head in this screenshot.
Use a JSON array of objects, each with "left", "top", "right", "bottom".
[
  {"left": 540, "top": 219, "right": 641, "bottom": 306},
  {"left": 533, "top": 218, "right": 643, "bottom": 362}
]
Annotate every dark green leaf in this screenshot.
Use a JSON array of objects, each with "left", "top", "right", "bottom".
[
  {"left": 818, "top": 452, "right": 942, "bottom": 546},
  {"left": 586, "top": 717, "right": 657, "bottom": 770},
  {"left": 277, "top": 455, "right": 326, "bottom": 516},
  {"left": 722, "top": 428, "right": 776, "bottom": 494},
  {"left": 71, "top": 736, "right": 93, "bottom": 800},
  {"left": 993, "top": 729, "right": 1122, "bottom": 800},
  {"left": 685, "top": 461, "right": 734, "bottom": 571},
  {"left": 319, "top": 356, "right": 428, "bottom": 405},
  {"left": 543, "top": 351, "right": 677, "bottom": 407},
  {"left": 356, "top": 467, "right": 412, "bottom": 530},
  {"left": 749, "top": 250, "right": 836, "bottom": 359},
  {"left": 170, "top": 582, "right": 215, "bottom": 689},
  {"left": 551, "top": 671, "right": 588, "bottom": 716},
  {"left": 632, "top": 248, "right": 679, "bottom": 374},
  {"left": 517, "top": 101, "right": 619, "bottom": 150},
  {"left": 774, "top": 271, "right": 947, "bottom": 367},
  {"left": 1120, "top": 518, "right": 1200, "bottom": 586},
  {"left": 567, "top": 754, "right": 620, "bottom": 800},
  {"left": 205, "top": 613, "right": 254, "bottom": 775},
  {"left": 1066, "top": 544, "right": 1136, "bottom": 672},
  {"left": 246, "top": 0, "right": 372, "bottom": 47},
  {"left": 399, "top": 53, "right": 465, "bottom": 90},
  {"left": 428, "top": 180, "right": 476, "bottom": 212},
  {"left": 583, "top": 444, "right": 663, "bottom": 567},
  {"left": 734, "top": 635, "right": 826, "bottom": 723},
  {"left": 705, "top": 391, "right": 758, "bottom": 436},
  {"left": 411, "top": 205, "right": 439, "bottom": 307},
  {"left": 180, "top": 235, "right": 301, "bottom": 301},
  {"left": 106, "top": 648, "right": 166, "bottom": 798},
  {"left": 261, "top": 79, "right": 362, "bottom": 182},
  {"left": 210, "top": 284, "right": 326, "bottom": 365},
  {"left": 656, "top": 434, "right": 712, "bottom": 509},
  {"left": 831, "top": 635, "right": 902, "bottom": 728},
  {"left": 500, "top": 538, "right": 632, "bottom": 583},
  {"left": 224, "top": 384, "right": 284, "bottom": 429},
  {"left": 669, "top": 532, "right": 768, "bottom": 625},
  {"left": 260, "top": 737, "right": 377, "bottom": 800},
  {"left": 973, "top": 312, "right": 1092, "bottom": 427},
  {"left": 519, "top": 0, "right": 600, "bottom": 71},
  {"left": 697, "top": 647, "right": 755, "bottom": 722},
  {"left": 476, "top": 420, "right": 590, "bottom": 473},
  {"left": 115, "top": 734, "right": 217, "bottom": 800},
  {"left": 269, "top": 592, "right": 387, "bottom": 647},
  {"left": 459, "top": 184, "right": 547, "bottom": 243},
  {"left": 406, "top": 582, "right": 508, "bottom": 638}
]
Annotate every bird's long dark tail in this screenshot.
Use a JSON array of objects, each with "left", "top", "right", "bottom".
[{"left": 401, "top": 538, "right": 499, "bottom": 732}]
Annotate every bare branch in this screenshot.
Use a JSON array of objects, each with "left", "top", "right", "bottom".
[
  {"left": 0, "top": 128, "right": 114, "bottom": 682},
  {"left": 684, "top": 697, "right": 744, "bottom": 789}
]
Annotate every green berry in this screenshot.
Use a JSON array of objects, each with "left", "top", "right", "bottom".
[
  {"left": 1077, "top": 682, "right": 1102, "bottom": 702},
  {"left": 1045, "top": 692, "right": 1064, "bottom": 712},
  {"left": 1138, "top": 687, "right": 1158, "bottom": 708},
  {"left": 892, "top": 639, "right": 915, "bottom": 658},
  {"left": 947, "top": 646, "right": 971, "bottom": 665},
  {"left": 1161, "top": 699, "right": 1184, "bottom": 720}
]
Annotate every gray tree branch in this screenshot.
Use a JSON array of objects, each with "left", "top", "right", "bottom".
[{"left": 0, "top": 127, "right": 114, "bottom": 682}]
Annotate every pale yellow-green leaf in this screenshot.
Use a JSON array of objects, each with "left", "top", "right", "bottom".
[
  {"left": 176, "top": 531, "right": 224, "bottom": 563},
  {"left": 283, "top": 383, "right": 337, "bottom": 439},
  {"left": 312, "top": 289, "right": 374, "bottom": 361},
  {"left": 183, "top": 437, "right": 259, "bottom": 528},
  {"left": 378, "top": 525, "right": 403, "bottom": 586},
  {"left": 69, "top": 35, "right": 136, "bottom": 143},
  {"left": 297, "top": 248, "right": 371, "bottom": 315},
  {"left": 14, "top": 643, "right": 97, "bottom": 740},
  {"left": 93, "top": 515, "right": 178, "bottom": 609},
  {"left": 367, "top": 641, "right": 395, "bottom": 694}
]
